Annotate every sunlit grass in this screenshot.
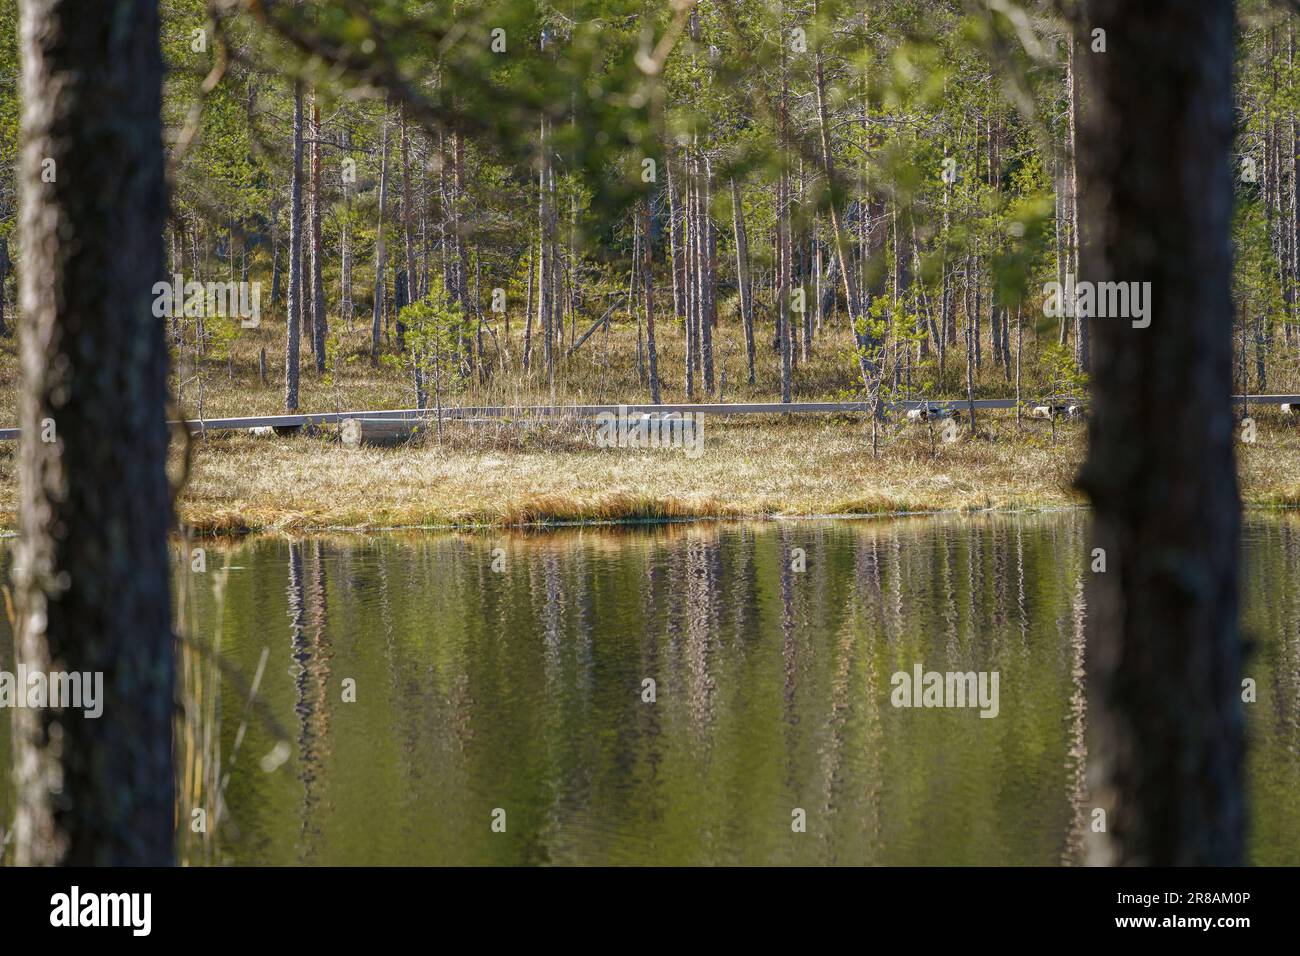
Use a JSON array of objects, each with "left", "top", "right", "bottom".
[{"left": 166, "top": 415, "right": 1088, "bottom": 533}]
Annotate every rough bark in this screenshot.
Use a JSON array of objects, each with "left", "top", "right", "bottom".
[
  {"left": 1076, "top": 0, "right": 1243, "bottom": 866},
  {"left": 14, "top": 0, "right": 174, "bottom": 865}
]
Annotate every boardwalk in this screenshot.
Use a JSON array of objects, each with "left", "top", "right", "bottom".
[{"left": 0, "top": 395, "right": 1294, "bottom": 440}]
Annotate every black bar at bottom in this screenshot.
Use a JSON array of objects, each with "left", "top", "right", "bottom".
[{"left": 0, "top": 865, "right": 1280, "bottom": 941}]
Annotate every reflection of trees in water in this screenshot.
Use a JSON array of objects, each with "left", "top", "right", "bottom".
[
  {"left": 1014, "top": 526, "right": 1029, "bottom": 648},
  {"left": 1062, "top": 575, "right": 1089, "bottom": 866},
  {"left": 637, "top": 544, "right": 665, "bottom": 787},
  {"left": 779, "top": 527, "right": 799, "bottom": 791},
  {"left": 288, "top": 541, "right": 333, "bottom": 857},
  {"left": 197, "top": 515, "right": 1184, "bottom": 863},
  {"left": 857, "top": 531, "right": 886, "bottom": 858},
  {"left": 964, "top": 525, "right": 980, "bottom": 656},
  {"left": 285, "top": 543, "right": 310, "bottom": 844},
  {"left": 1280, "top": 523, "right": 1300, "bottom": 764},
  {"left": 685, "top": 534, "right": 719, "bottom": 742},
  {"left": 991, "top": 523, "right": 1008, "bottom": 634},
  {"left": 812, "top": 532, "right": 883, "bottom": 862}
]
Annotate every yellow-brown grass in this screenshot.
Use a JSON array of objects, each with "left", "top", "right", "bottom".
[
  {"left": 163, "top": 415, "right": 1089, "bottom": 533},
  {"left": 3, "top": 314, "right": 1300, "bottom": 534}
]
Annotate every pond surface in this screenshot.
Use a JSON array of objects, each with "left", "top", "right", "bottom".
[{"left": 1, "top": 513, "right": 1298, "bottom": 865}]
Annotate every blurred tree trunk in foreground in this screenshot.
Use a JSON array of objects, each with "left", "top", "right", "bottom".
[
  {"left": 1077, "top": 0, "right": 1244, "bottom": 865},
  {"left": 13, "top": 0, "right": 175, "bottom": 865}
]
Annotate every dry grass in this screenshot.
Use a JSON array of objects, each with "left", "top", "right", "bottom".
[{"left": 161, "top": 415, "right": 1088, "bottom": 533}]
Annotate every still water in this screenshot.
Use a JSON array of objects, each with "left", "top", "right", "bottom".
[{"left": 2, "top": 513, "right": 1298, "bottom": 865}]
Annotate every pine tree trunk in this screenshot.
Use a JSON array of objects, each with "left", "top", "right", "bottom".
[
  {"left": 815, "top": 34, "right": 874, "bottom": 392},
  {"left": 341, "top": 197, "right": 352, "bottom": 330},
  {"left": 731, "top": 177, "right": 755, "bottom": 386},
  {"left": 371, "top": 102, "right": 389, "bottom": 364},
  {"left": 668, "top": 159, "right": 685, "bottom": 319},
  {"left": 270, "top": 201, "right": 281, "bottom": 307},
  {"left": 1291, "top": 23, "right": 1299, "bottom": 351},
  {"left": 454, "top": 131, "right": 473, "bottom": 374},
  {"left": 779, "top": 27, "right": 793, "bottom": 404},
  {"left": 701, "top": 153, "right": 716, "bottom": 392},
  {"left": 523, "top": 229, "right": 534, "bottom": 371},
  {"left": 309, "top": 92, "right": 326, "bottom": 373},
  {"left": 643, "top": 198, "right": 661, "bottom": 404},
  {"left": 1077, "top": 0, "right": 1243, "bottom": 866},
  {"left": 0, "top": 234, "right": 9, "bottom": 337},
  {"left": 285, "top": 79, "right": 303, "bottom": 409},
  {"left": 1067, "top": 29, "right": 1087, "bottom": 369},
  {"left": 683, "top": 155, "right": 696, "bottom": 398},
  {"left": 401, "top": 107, "right": 418, "bottom": 355},
  {"left": 14, "top": 0, "right": 174, "bottom": 865},
  {"left": 538, "top": 104, "right": 556, "bottom": 396}
]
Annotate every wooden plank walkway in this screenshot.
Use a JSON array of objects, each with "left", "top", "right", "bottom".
[{"left": 0, "top": 395, "right": 1295, "bottom": 441}]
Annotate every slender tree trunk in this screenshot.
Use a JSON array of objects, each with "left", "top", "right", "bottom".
[
  {"left": 668, "top": 159, "right": 685, "bottom": 319},
  {"left": 523, "top": 229, "right": 534, "bottom": 371},
  {"left": 700, "top": 153, "right": 715, "bottom": 392},
  {"left": 1055, "top": 157, "right": 1068, "bottom": 346},
  {"left": 371, "top": 102, "right": 389, "bottom": 363},
  {"left": 939, "top": 194, "right": 951, "bottom": 383},
  {"left": 1067, "top": 29, "right": 1088, "bottom": 370},
  {"left": 684, "top": 153, "right": 696, "bottom": 398},
  {"left": 14, "top": 0, "right": 174, "bottom": 865},
  {"left": 285, "top": 79, "right": 303, "bottom": 409},
  {"left": 1291, "top": 23, "right": 1299, "bottom": 351},
  {"left": 402, "top": 106, "right": 418, "bottom": 322},
  {"left": 395, "top": 107, "right": 417, "bottom": 354},
  {"left": 341, "top": 190, "right": 352, "bottom": 329},
  {"left": 1077, "top": 0, "right": 1243, "bottom": 866},
  {"left": 779, "top": 24, "right": 793, "bottom": 404},
  {"left": 454, "top": 131, "right": 473, "bottom": 375},
  {"left": 309, "top": 91, "right": 326, "bottom": 373},
  {"left": 0, "top": 234, "right": 9, "bottom": 337},
  {"left": 539, "top": 114, "right": 554, "bottom": 396},
  {"left": 299, "top": 189, "right": 311, "bottom": 348},
  {"left": 1015, "top": 305, "right": 1022, "bottom": 430},
  {"left": 643, "top": 198, "right": 661, "bottom": 404},
  {"left": 269, "top": 200, "right": 281, "bottom": 307},
  {"left": 815, "top": 27, "right": 873, "bottom": 392},
  {"left": 731, "top": 177, "right": 755, "bottom": 386}
]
